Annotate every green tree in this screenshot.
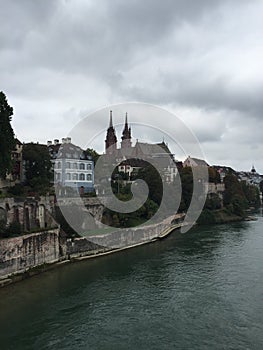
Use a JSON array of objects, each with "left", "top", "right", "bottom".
[
  {"left": 208, "top": 167, "right": 221, "bottom": 183},
  {"left": 0, "top": 91, "right": 15, "bottom": 179},
  {"left": 178, "top": 167, "right": 193, "bottom": 212},
  {"left": 86, "top": 148, "right": 100, "bottom": 164},
  {"left": 136, "top": 164, "right": 163, "bottom": 206},
  {"left": 23, "top": 143, "right": 52, "bottom": 192},
  {"left": 205, "top": 193, "right": 222, "bottom": 210},
  {"left": 223, "top": 174, "right": 247, "bottom": 217}
]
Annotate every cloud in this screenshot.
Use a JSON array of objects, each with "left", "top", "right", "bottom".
[{"left": 0, "top": 0, "right": 262, "bottom": 172}]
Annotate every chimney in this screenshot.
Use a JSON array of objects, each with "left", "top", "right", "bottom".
[
  {"left": 62, "top": 138, "right": 67, "bottom": 144},
  {"left": 54, "top": 139, "right": 59, "bottom": 145},
  {"left": 47, "top": 141, "right": 52, "bottom": 146},
  {"left": 66, "top": 137, "right": 71, "bottom": 144}
]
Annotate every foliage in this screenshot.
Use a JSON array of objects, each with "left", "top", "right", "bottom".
[
  {"left": 0, "top": 220, "right": 22, "bottom": 238},
  {"left": 102, "top": 198, "right": 159, "bottom": 228},
  {"left": 241, "top": 181, "right": 261, "bottom": 209},
  {"left": 0, "top": 91, "right": 16, "bottom": 179},
  {"left": 178, "top": 166, "right": 193, "bottom": 212},
  {"left": 23, "top": 143, "right": 53, "bottom": 193},
  {"left": 223, "top": 174, "right": 248, "bottom": 217},
  {"left": 208, "top": 167, "right": 221, "bottom": 184},
  {"left": 197, "top": 209, "right": 216, "bottom": 225},
  {"left": 204, "top": 193, "right": 222, "bottom": 210},
  {"left": 136, "top": 164, "right": 163, "bottom": 205},
  {"left": 7, "top": 183, "right": 25, "bottom": 196},
  {"left": 86, "top": 148, "right": 100, "bottom": 164}
]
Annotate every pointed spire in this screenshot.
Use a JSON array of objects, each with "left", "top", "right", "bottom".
[
  {"left": 105, "top": 110, "right": 117, "bottom": 154},
  {"left": 109, "top": 110, "right": 113, "bottom": 128},
  {"left": 121, "top": 112, "right": 132, "bottom": 148}
]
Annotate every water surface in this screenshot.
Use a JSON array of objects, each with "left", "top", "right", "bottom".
[{"left": 0, "top": 214, "right": 263, "bottom": 349}]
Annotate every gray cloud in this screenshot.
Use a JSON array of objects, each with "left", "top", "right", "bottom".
[{"left": 0, "top": 0, "right": 262, "bottom": 172}]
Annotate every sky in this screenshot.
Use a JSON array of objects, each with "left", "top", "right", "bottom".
[{"left": 1, "top": 0, "right": 263, "bottom": 173}]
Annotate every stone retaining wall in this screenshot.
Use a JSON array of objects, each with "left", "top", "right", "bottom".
[{"left": 0, "top": 228, "right": 60, "bottom": 279}]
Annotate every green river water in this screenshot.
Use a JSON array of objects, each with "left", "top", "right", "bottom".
[{"left": 0, "top": 213, "right": 262, "bottom": 349}]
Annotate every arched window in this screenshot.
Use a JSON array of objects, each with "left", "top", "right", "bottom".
[
  {"left": 57, "top": 162, "right": 61, "bottom": 169},
  {"left": 80, "top": 163, "right": 85, "bottom": 170},
  {"left": 66, "top": 173, "right": 71, "bottom": 180},
  {"left": 87, "top": 163, "right": 92, "bottom": 170},
  {"left": 80, "top": 173, "right": 85, "bottom": 181},
  {"left": 73, "top": 163, "right": 78, "bottom": 169},
  {"left": 66, "top": 162, "right": 71, "bottom": 169},
  {"left": 73, "top": 173, "right": 78, "bottom": 180},
  {"left": 87, "top": 174, "right": 92, "bottom": 181}
]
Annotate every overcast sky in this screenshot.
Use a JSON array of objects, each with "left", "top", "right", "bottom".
[{"left": 1, "top": 0, "right": 263, "bottom": 172}]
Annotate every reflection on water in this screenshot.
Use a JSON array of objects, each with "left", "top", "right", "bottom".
[{"left": 0, "top": 215, "right": 263, "bottom": 350}]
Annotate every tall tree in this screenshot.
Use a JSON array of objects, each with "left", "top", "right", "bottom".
[
  {"left": 23, "top": 143, "right": 52, "bottom": 190},
  {"left": 86, "top": 148, "right": 100, "bottom": 164},
  {"left": 0, "top": 91, "right": 15, "bottom": 179}
]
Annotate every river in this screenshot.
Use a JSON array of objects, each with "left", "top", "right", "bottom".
[{"left": 0, "top": 213, "right": 263, "bottom": 350}]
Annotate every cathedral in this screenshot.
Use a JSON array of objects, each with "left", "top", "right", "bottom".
[
  {"left": 105, "top": 110, "right": 131, "bottom": 154},
  {"left": 104, "top": 111, "right": 178, "bottom": 183}
]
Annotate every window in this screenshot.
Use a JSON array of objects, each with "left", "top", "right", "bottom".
[
  {"left": 66, "top": 173, "right": 71, "bottom": 180},
  {"left": 87, "top": 163, "right": 92, "bottom": 170},
  {"left": 66, "top": 162, "right": 71, "bottom": 169},
  {"left": 87, "top": 174, "right": 92, "bottom": 181},
  {"left": 80, "top": 163, "right": 85, "bottom": 170},
  {"left": 73, "top": 173, "right": 78, "bottom": 180},
  {"left": 57, "top": 161, "right": 61, "bottom": 169},
  {"left": 79, "top": 173, "right": 85, "bottom": 181},
  {"left": 73, "top": 163, "right": 78, "bottom": 169}
]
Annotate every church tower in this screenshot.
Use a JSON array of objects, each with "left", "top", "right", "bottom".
[
  {"left": 121, "top": 113, "right": 132, "bottom": 148},
  {"left": 105, "top": 110, "right": 117, "bottom": 154}
]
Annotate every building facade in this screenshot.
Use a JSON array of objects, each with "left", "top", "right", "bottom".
[
  {"left": 104, "top": 111, "right": 178, "bottom": 183},
  {"left": 48, "top": 137, "right": 94, "bottom": 194}
]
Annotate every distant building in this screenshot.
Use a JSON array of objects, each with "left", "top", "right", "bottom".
[
  {"left": 183, "top": 156, "right": 209, "bottom": 168},
  {"left": 212, "top": 165, "right": 236, "bottom": 183},
  {"left": 47, "top": 137, "right": 94, "bottom": 194},
  {"left": 237, "top": 165, "right": 262, "bottom": 188},
  {"left": 104, "top": 111, "right": 178, "bottom": 183}
]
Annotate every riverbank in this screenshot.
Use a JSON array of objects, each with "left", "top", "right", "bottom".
[
  {"left": 197, "top": 208, "right": 246, "bottom": 225},
  {"left": 0, "top": 218, "right": 183, "bottom": 288}
]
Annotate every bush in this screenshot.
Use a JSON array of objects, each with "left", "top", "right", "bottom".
[
  {"left": 7, "top": 221, "right": 22, "bottom": 236},
  {"left": 7, "top": 184, "right": 24, "bottom": 196},
  {"left": 197, "top": 209, "right": 216, "bottom": 225}
]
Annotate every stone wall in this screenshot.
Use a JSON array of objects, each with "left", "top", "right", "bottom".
[
  {"left": 0, "top": 228, "right": 60, "bottom": 279},
  {"left": 206, "top": 182, "right": 225, "bottom": 194},
  {"left": 66, "top": 216, "right": 175, "bottom": 258},
  {"left": 56, "top": 197, "right": 105, "bottom": 223},
  {"left": 0, "top": 196, "right": 57, "bottom": 232}
]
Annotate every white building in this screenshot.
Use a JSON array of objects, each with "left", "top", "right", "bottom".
[{"left": 48, "top": 137, "right": 94, "bottom": 194}]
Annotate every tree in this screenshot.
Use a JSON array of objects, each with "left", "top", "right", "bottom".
[
  {"left": 23, "top": 143, "right": 52, "bottom": 192},
  {"left": 223, "top": 174, "right": 248, "bottom": 217},
  {"left": 178, "top": 166, "right": 193, "bottom": 212},
  {"left": 0, "top": 91, "right": 15, "bottom": 179},
  {"left": 86, "top": 148, "right": 100, "bottom": 165},
  {"left": 208, "top": 167, "right": 221, "bottom": 183}
]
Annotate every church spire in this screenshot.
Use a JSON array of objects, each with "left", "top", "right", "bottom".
[
  {"left": 105, "top": 110, "right": 117, "bottom": 154},
  {"left": 121, "top": 112, "right": 132, "bottom": 148},
  {"left": 109, "top": 110, "right": 113, "bottom": 128}
]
